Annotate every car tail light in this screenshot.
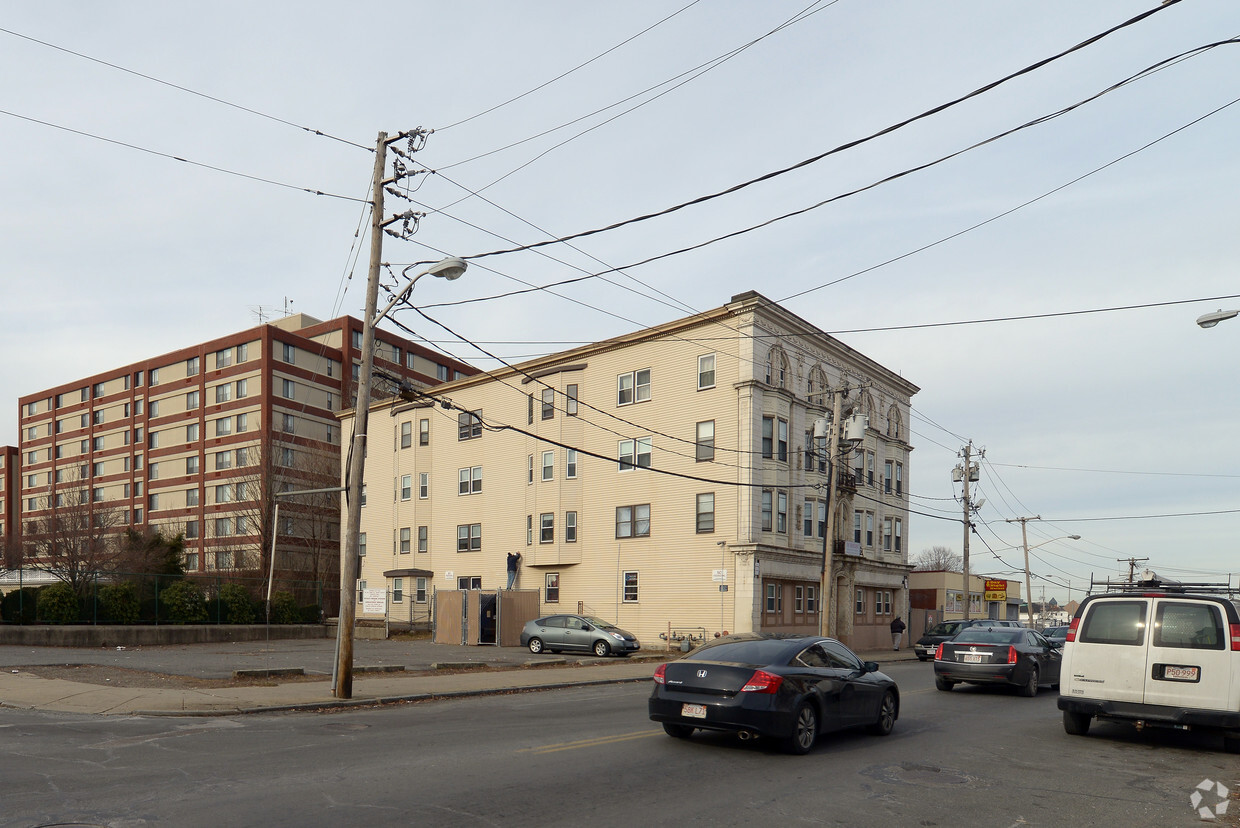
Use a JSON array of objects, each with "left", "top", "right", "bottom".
[
  {"left": 935, "top": 643, "right": 944, "bottom": 660},
  {"left": 740, "top": 670, "right": 783, "bottom": 694},
  {"left": 653, "top": 664, "right": 667, "bottom": 685},
  {"left": 1007, "top": 646, "right": 1018, "bottom": 664},
  {"left": 1066, "top": 618, "right": 1080, "bottom": 643},
  {"left": 1230, "top": 624, "right": 1240, "bottom": 652}
]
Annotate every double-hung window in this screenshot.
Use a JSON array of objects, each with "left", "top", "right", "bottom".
[
  {"left": 400, "top": 474, "right": 412, "bottom": 500},
  {"left": 541, "top": 451, "right": 554, "bottom": 481},
  {"left": 539, "top": 513, "right": 554, "bottom": 543},
  {"left": 697, "top": 354, "right": 716, "bottom": 390},
  {"left": 458, "top": 410, "right": 482, "bottom": 440},
  {"left": 617, "top": 369, "right": 651, "bottom": 406},
  {"left": 456, "top": 523, "right": 482, "bottom": 551},
  {"left": 541, "top": 388, "right": 555, "bottom": 420},
  {"left": 618, "top": 437, "right": 652, "bottom": 471},
  {"left": 458, "top": 466, "right": 482, "bottom": 495},
  {"left": 696, "top": 421, "right": 714, "bottom": 462},
  {"left": 616, "top": 504, "right": 650, "bottom": 538},
  {"left": 696, "top": 493, "right": 715, "bottom": 533}
]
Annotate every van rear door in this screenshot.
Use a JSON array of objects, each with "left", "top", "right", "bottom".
[
  {"left": 1067, "top": 598, "right": 1150, "bottom": 703},
  {"left": 1142, "top": 598, "right": 1232, "bottom": 711}
]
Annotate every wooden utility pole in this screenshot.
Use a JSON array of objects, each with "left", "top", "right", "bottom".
[
  {"left": 961, "top": 443, "right": 973, "bottom": 620},
  {"left": 818, "top": 387, "right": 846, "bottom": 638},
  {"left": 334, "top": 131, "right": 388, "bottom": 699},
  {"left": 1009, "top": 515, "right": 1041, "bottom": 629}
]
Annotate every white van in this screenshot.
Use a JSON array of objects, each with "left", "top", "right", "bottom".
[{"left": 1058, "top": 581, "right": 1240, "bottom": 753}]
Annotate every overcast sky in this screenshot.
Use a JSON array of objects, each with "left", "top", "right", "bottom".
[{"left": 3, "top": 1, "right": 1238, "bottom": 602}]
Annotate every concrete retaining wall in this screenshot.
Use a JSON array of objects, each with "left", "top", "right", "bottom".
[{"left": 0, "top": 624, "right": 330, "bottom": 647}]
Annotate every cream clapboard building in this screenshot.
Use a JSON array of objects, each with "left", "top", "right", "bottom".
[{"left": 343, "top": 291, "right": 918, "bottom": 650}]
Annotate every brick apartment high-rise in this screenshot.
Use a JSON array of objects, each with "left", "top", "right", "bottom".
[{"left": 13, "top": 313, "right": 473, "bottom": 601}]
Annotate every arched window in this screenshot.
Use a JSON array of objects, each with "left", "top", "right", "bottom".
[
  {"left": 808, "top": 366, "right": 829, "bottom": 406},
  {"left": 766, "top": 346, "right": 790, "bottom": 389},
  {"left": 886, "top": 404, "right": 902, "bottom": 439}
]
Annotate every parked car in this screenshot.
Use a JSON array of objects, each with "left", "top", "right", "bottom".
[
  {"left": 521, "top": 614, "right": 640, "bottom": 657},
  {"left": 648, "top": 633, "right": 899, "bottom": 755},
  {"left": 1042, "top": 626, "right": 1069, "bottom": 645},
  {"left": 933, "top": 627, "right": 1062, "bottom": 696},
  {"left": 1057, "top": 580, "right": 1240, "bottom": 753},
  {"left": 914, "top": 618, "right": 1021, "bottom": 661}
]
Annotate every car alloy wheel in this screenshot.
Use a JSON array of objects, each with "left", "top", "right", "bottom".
[
  {"left": 1020, "top": 666, "right": 1039, "bottom": 698},
  {"left": 783, "top": 702, "right": 818, "bottom": 755},
  {"left": 593, "top": 640, "right": 610, "bottom": 657},
  {"left": 870, "top": 691, "right": 896, "bottom": 736},
  {"left": 528, "top": 638, "right": 543, "bottom": 654}
]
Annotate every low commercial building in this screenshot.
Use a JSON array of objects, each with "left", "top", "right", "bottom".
[{"left": 908, "top": 570, "right": 1024, "bottom": 640}]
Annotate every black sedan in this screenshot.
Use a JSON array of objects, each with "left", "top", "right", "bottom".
[
  {"left": 933, "top": 627, "right": 1061, "bottom": 697},
  {"left": 648, "top": 633, "right": 899, "bottom": 754}
]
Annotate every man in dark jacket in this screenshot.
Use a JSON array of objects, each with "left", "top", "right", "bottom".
[
  {"left": 506, "top": 551, "right": 522, "bottom": 589},
  {"left": 890, "top": 616, "right": 906, "bottom": 651}
]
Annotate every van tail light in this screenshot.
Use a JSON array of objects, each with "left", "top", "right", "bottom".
[
  {"left": 935, "top": 643, "right": 944, "bottom": 660},
  {"left": 1230, "top": 624, "right": 1240, "bottom": 652},
  {"left": 1007, "top": 646, "right": 1018, "bottom": 664},
  {"left": 653, "top": 664, "right": 667, "bottom": 685},
  {"left": 740, "top": 670, "right": 783, "bottom": 694},
  {"left": 1066, "top": 618, "right": 1080, "bottom": 643}
]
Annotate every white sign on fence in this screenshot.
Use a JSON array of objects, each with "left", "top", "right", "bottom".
[{"left": 362, "top": 588, "right": 387, "bottom": 614}]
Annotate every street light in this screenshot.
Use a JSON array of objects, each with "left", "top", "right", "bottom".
[
  {"left": 1197, "top": 309, "right": 1239, "bottom": 329},
  {"left": 1006, "top": 516, "right": 1080, "bottom": 629},
  {"left": 335, "top": 254, "right": 467, "bottom": 698}
]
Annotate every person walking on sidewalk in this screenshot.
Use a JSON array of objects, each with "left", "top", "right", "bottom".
[
  {"left": 890, "top": 616, "right": 906, "bottom": 651},
  {"left": 506, "top": 551, "right": 522, "bottom": 589}
]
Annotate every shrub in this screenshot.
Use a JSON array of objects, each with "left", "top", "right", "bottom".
[
  {"left": 268, "top": 591, "right": 300, "bottom": 625},
  {"left": 99, "top": 582, "right": 140, "bottom": 625},
  {"left": 160, "top": 580, "right": 207, "bottom": 624},
  {"left": 1, "top": 588, "right": 39, "bottom": 624},
  {"left": 219, "top": 583, "right": 256, "bottom": 624},
  {"left": 39, "top": 582, "right": 81, "bottom": 624}
]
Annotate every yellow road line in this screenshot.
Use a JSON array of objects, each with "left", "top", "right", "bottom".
[{"left": 520, "top": 729, "right": 662, "bottom": 755}]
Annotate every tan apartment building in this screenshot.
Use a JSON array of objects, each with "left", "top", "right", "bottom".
[
  {"left": 345, "top": 291, "right": 918, "bottom": 650},
  {"left": 14, "top": 314, "right": 473, "bottom": 604}
]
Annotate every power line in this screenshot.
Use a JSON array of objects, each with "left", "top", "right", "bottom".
[{"left": 0, "top": 26, "right": 371, "bottom": 151}]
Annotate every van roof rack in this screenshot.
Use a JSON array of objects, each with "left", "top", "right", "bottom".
[{"left": 1088, "top": 573, "right": 1238, "bottom": 597}]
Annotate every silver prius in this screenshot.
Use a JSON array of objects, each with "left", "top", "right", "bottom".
[{"left": 521, "top": 614, "right": 641, "bottom": 657}]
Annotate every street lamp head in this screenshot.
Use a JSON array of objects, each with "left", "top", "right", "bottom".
[
  {"left": 426, "top": 256, "right": 467, "bottom": 281},
  {"left": 1068, "top": 534, "right": 1081, "bottom": 540},
  {"left": 1196, "top": 309, "right": 1238, "bottom": 329}
]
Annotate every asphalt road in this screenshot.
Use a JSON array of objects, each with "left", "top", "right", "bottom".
[{"left": 1, "top": 661, "right": 1236, "bottom": 827}]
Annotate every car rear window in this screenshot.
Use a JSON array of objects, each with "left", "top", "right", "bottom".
[
  {"left": 538, "top": 617, "right": 565, "bottom": 628},
  {"left": 954, "top": 629, "right": 1022, "bottom": 645},
  {"left": 925, "top": 622, "right": 962, "bottom": 637},
  {"left": 1153, "top": 602, "right": 1225, "bottom": 650},
  {"left": 1079, "top": 600, "right": 1147, "bottom": 646},
  {"left": 685, "top": 639, "right": 789, "bottom": 664}
]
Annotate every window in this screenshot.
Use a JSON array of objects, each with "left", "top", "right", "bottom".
[
  {"left": 215, "top": 417, "right": 232, "bottom": 437},
  {"left": 807, "top": 586, "right": 817, "bottom": 614},
  {"left": 866, "top": 513, "right": 874, "bottom": 546},
  {"left": 777, "top": 418, "right": 788, "bottom": 462},
  {"left": 186, "top": 390, "right": 199, "bottom": 409},
  {"left": 216, "top": 484, "right": 234, "bottom": 504},
  {"left": 93, "top": 409, "right": 105, "bottom": 425},
  {"left": 215, "top": 383, "right": 232, "bottom": 404},
  {"left": 215, "top": 349, "right": 231, "bottom": 369},
  {"left": 856, "top": 588, "right": 865, "bottom": 614},
  {"left": 149, "top": 462, "right": 160, "bottom": 480},
  {"left": 419, "top": 419, "right": 429, "bottom": 446},
  {"left": 149, "top": 368, "right": 159, "bottom": 385},
  {"left": 883, "top": 518, "right": 893, "bottom": 551},
  {"left": 457, "top": 576, "right": 482, "bottom": 590},
  {"left": 458, "top": 466, "right": 481, "bottom": 495},
  {"left": 804, "top": 498, "right": 815, "bottom": 537},
  {"left": 884, "top": 461, "right": 894, "bottom": 494},
  {"left": 392, "top": 578, "right": 404, "bottom": 602},
  {"left": 566, "top": 449, "right": 577, "bottom": 479},
  {"left": 215, "top": 451, "right": 232, "bottom": 470},
  {"left": 527, "top": 393, "right": 534, "bottom": 425},
  {"left": 762, "top": 416, "right": 774, "bottom": 458},
  {"left": 236, "top": 378, "right": 248, "bottom": 398},
  {"left": 617, "top": 369, "right": 651, "bottom": 406},
  {"left": 546, "top": 573, "right": 560, "bottom": 603},
  {"left": 616, "top": 504, "right": 650, "bottom": 538},
  {"left": 1154, "top": 602, "right": 1225, "bottom": 650},
  {"left": 875, "top": 591, "right": 884, "bottom": 615},
  {"left": 214, "top": 517, "right": 232, "bottom": 537},
  {"left": 566, "top": 384, "right": 578, "bottom": 416},
  {"left": 282, "top": 343, "right": 296, "bottom": 364},
  {"left": 419, "top": 473, "right": 428, "bottom": 499},
  {"left": 884, "top": 591, "right": 893, "bottom": 615},
  {"left": 416, "top": 577, "right": 428, "bottom": 602},
  {"left": 237, "top": 343, "right": 249, "bottom": 363},
  {"left": 565, "top": 511, "right": 577, "bottom": 543},
  {"left": 401, "top": 474, "right": 412, "bottom": 500},
  {"left": 765, "top": 347, "right": 789, "bottom": 388},
  {"left": 527, "top": 514, "right": 533, "bottom": 545},
  {"left": 795, "top": 586, "right": 804, "bottom": 614},
  {"left": 766, "top": 583, "right": 782, "bottom": 613},
  {"left": 696, "top": 493, "right": 715, "bottom": 533},
  {"left": 145, "top": 399, "right": 159, "bottom": 419},
  {"left": 528, "top": 455, "right": 534, "bottom": 484},
  {"left": 866, "top": 451, "right": 875, "bottom": 487},
  {"left": 458, "top": 410, "right": 482, "bottom": 440},
  {"left": 436, "top": 364, "right": 450, "bottom": 382},
  {"left": 400, "top": 421, "right": 412, "bottom": 449},
  {"left": 456, "top": 523, "right": 482, "bottom": 551},
  {"left": 186, "top": 488, "right": 199, "bottom": 506},
  {"left": 146, "top": 430, "right": 157, "bottom": 448},
  {"left": 541, "top": 388, "right": 555, "bottom": 420},
  {"left": 776, "top": 491, "right": 787, "bottom": 533},
  {"left": 540, "top": 513, "right": 554, "bottom": 543},
  {"left": 894, "top": 519, "right": 902, "bottom": 553},
  {"left": 357, "top": 579, "right": 366, "bottom": 603},
  {"left": 185, "top": 520, "right": 199, "bottom": 539},
  {"left": 282, "top": 413, "right": 295, "bottom": 434},
  {"left": 695, "top": 420, "right": 714, "bottom": 462},
  {"left": 187, "top": 422, "right": 199, "bottom": 442},
  {"left": 358, "top": 533, "right": 367, "bottom": 557},
  {"left": 623, "top": 571, "right": 639, "bottom": 602},
  {"left": 541, "top": 451, "right": 554, "bottom": 481},
  {"left": 761, "top": 490, "right": 773, "bottom": 532},
  {"left": 896, "top": 463, "right": 904, "bottom": 496},
  {"left": 399, "top": 527, "right": 411, "bottom": 554},
  {"left": 236, "top": 413, "right": 248, "bottom": 433},
  {"left": 417, "top": 526, "right": 427, "bottom": 553},
  {"left": 698, "top": 353, "right": 716, "bottom": 390},
  {"left": 281, "top": 379, "right": 295, "bottom": 400},
  {"left": 618, "top": 437, "right": 651, "bottom": 471}
]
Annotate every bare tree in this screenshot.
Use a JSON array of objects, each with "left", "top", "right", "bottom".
[
  {"left": 913, "top": 545, "right": 963, "bottom": 572},
  {"left": 21, "top": 468, "right": 125, "bottom": 594}
]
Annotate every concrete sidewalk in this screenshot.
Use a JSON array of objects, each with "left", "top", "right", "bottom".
[{"left": 0, "top": 643, "right": 920, "bottom": 717}]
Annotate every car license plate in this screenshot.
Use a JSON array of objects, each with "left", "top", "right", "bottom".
[
  {"left": 681, "top": 703, "right": 707, "bottom": 719},
  {"left": 963, "top": 654, "right": 983, "bottom": 663},
  {"left": 1164, "top": 665, "right": 1199, "bottom": 682}
]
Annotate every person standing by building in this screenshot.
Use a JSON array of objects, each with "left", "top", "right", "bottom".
[
  {"left": 890, "top": 615, "right": 906, "bottom": 651},
  {"left": 506, "top": 551, "right": 522, "bottom": 589}
]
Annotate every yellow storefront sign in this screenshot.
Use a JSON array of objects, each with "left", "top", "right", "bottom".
[{"left": 984, "top": 579, "right": 1007, "bottom": 602}]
